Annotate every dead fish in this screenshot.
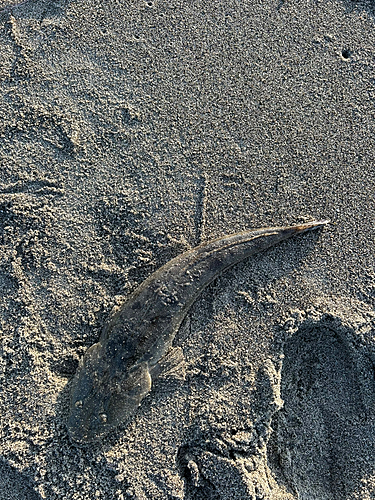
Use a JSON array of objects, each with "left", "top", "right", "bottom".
[{"left": 67, "top": 220, "right": 329, "bottom": 443}]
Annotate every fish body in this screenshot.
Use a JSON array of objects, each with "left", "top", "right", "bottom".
[{"left": 67, "top": 220, "right": 328, "bottom": 443}]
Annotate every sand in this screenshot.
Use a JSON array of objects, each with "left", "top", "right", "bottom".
[{"left": 0, "top": 0, "right": 375, "bottom": 498}]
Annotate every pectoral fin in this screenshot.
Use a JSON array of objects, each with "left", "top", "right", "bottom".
[
  {"left": 106, "top": 362, "right": 152, "bottom": 428},
  {"left": 150, "top": 346, "right": 186, "bottom": 382},
  {"left": 121, "top": 362, "right": 152, "bottom": 399}
]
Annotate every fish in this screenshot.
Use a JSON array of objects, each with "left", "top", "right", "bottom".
[{"left": 67, "top": 220, "right": 329, "bottom": 444}]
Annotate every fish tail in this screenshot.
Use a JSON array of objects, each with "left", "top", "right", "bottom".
[{"left": 290, "top": 219, "right": 330, "bottom": 234}]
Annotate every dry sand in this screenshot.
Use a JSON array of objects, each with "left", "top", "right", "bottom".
[{"left": 0, "top": 0, "right": 375, "bottom": 498}]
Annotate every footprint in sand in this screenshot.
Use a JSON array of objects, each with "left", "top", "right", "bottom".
[{"left": 271, "top": 315, "right": 375, "bottom": 500}]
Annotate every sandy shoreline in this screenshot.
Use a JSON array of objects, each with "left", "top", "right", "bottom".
[{"left": 1, "top": 0, "right": 375, "bottom": 498}]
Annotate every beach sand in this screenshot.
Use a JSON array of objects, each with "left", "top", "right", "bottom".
[{"left": 0, "top": 0, "right": 375, "bottom": 498}]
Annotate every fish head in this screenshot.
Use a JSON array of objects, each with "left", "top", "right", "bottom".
[{"left": 67, "top": 342, "right": 152, "bottom": 444}]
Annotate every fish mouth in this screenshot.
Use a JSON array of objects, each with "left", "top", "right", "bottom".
[
  {"left": 67, "top": 421, "right": 108, "bottom": 445},
  {"left": 67, "top": 405, "right": 111, "bottom": 445}
]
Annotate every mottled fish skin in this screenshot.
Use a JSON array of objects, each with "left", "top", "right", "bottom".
[{"left": 67, "top": 220, "right": 329, "bottom": 444}]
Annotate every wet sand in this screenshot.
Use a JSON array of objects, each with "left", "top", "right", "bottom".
[{"left": 0, "top": 0, "right": 375, "bottom": 498}]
